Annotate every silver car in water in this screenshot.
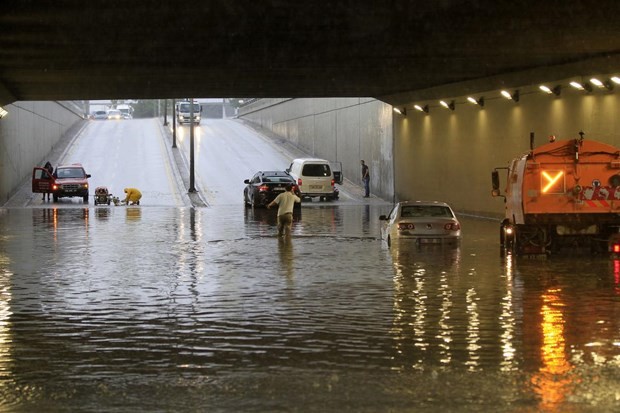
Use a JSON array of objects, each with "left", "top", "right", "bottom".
[{"left": 379, "top": 201, "right": 461, "bottom": 247}]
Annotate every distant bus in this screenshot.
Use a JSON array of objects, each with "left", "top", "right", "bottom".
[{"left": 175, "top": 101, "right": 202, "bottom": 125}]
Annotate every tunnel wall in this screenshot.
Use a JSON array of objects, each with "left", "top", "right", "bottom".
[
  {"left": 393, "top": 74, "right": 620, "bottom": 218},
  {"left": 238, "top": 98, "right": 394, "bottom": 201},
  {"left": 0, "top": 101, "right": 85, "bottom": 205}
]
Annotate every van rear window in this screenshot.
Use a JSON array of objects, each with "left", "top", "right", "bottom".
[{"left": 302, "top": 164, "right": 331, "bottom": 177}]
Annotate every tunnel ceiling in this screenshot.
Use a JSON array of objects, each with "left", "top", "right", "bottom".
[{"left": 1, "top": 0, "right": 620, "bottom": 107}]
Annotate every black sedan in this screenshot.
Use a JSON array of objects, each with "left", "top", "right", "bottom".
[{"left": 243, "top": 171, "right": 301, "bottom": 207}]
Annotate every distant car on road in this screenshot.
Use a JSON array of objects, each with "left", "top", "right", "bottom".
[
  {"left": 243, "top": 171, "right": 300, "bottom": 208},
  {"left": 93, "top": 110, "right": 107, "bottom": 120},
  {"left": 107, "top": 109, "right": 122, "bottom": 120},
  {"left": 379, "top": 201, "right": 461, "bottom": 247}
]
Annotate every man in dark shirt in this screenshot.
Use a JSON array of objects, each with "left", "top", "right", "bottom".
[{"left": 361, "top": 160, "right": 370, "bottom": 198}]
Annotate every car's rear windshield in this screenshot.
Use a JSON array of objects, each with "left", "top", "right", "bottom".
[
  {"left": 263, "top": 176, "right": 293, "bottom": 183},
  {"left": 401, "top": 205, "right": 453, "bottom": 218},
  {"left": 302, "top": 164, "right": 331, "bottom": 177},
  {"left": 57, "top": 168, "right": 85, "bottom": 178}
]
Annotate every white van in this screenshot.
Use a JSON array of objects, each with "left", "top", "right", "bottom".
[{"left": 286, "top": 158, "right": 336, "bottom": 201}]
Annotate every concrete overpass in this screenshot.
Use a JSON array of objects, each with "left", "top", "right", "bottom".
[{"left": 2, "top": 0, "right": 619, "bottom": 107}]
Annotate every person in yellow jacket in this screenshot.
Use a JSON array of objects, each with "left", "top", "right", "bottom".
[{"left": 122, "top": 187, "right": 142, "bottom": 205}]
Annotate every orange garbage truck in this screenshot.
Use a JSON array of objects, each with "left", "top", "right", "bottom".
[{"left": 492, "top": 132, "right": 620, "bottom": 256}]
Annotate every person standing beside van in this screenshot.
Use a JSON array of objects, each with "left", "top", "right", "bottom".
[
  {"left": 267, "top": 184, "right": 301, "bottom": 237},
  {"left": 361, "top": 160, "right": 370, "bottom": 198}
]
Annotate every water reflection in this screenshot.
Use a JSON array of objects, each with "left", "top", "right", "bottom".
[
  {"left": 125, "top": 206, "right": 141, "bottom": 221},
  {"left": 95, "top": 207, "right": 111, "bottom": 220},
  {"left": 31, "top": 208, "right": 90, "bottom": 245},
  {"left": 465, "top": 286, "right": 481, "bottom": 370},
  {"left": 531, "top": 287, "right": 572, "bottom": 410},
  {"left": 362, "top": 204, "right": 370, "bottom": 234},
  {"left": 499, "top": 252, "right": 517, "bottom": 371},
  {"left": 0, "top": 268, "right": 13, "bottom": 383},
  {"left": 277, "top": 236, "right": 294, "bottom": 280},
  {"left": 613, "top": 259, "right": 620, "bottom": 296},
  {"left": 32, "top": 207, "right": 90, "bottom": 229},
  {"left": 389, "top": 243, "right": 464, "bottom": 370}
]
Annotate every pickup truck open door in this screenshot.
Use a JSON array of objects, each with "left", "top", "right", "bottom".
[{"left": 32, "top": 167, "right": 54, "bottom": 193}]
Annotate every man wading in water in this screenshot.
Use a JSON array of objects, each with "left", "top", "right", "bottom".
[{"left": 267, "top": 184, "right": 301, "bottom": 237}]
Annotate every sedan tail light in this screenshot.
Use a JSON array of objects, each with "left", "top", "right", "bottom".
[
  {"left": 397, "top": 223, "right": 414, "bottom": 231},
  {"left": 444, "top": 222, "right": 460, "bottom": 231},
  {"left": 297, "top": 178, "right": 302, "bottom": 186},
  {"left": 258, "top": 185, "right": 269, "bottom": 192}
]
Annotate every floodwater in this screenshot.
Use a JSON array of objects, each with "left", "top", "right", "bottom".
[{"left": 0, "top": 204, "right": 619, "bottom": 412}]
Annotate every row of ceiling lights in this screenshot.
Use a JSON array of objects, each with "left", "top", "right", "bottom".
[{"left": 394, "top": 76, "right": 620, "bottom": 116}]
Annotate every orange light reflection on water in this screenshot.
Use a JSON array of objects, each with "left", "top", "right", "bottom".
[{"left": 531, "top": 288, "right": 573, "bottom": 410}]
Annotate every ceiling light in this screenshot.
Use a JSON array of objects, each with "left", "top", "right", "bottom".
[
  {"left": 539, "top": 85, "right": 561, "bottom": 96},
  {"left": 611, "top": 76, "right": 620, "bottom": 85},
  {"left": 0, "top": 107, "right": 7, "bottom": 119},
  {"left": 467, "top": 96, "right": 484, "bottom": 107},
  {"left": 590, "top": 78, "right": 604, "bottom": 87},
  {"left": 570, "top": 81, "right": 592, "bottom": 92},
  {"left": 439, "top": 100, "right": 455, "bottom": 111},
  {"left": 570, "top": 81, "right": 584, "bottom": 90},
  {"left": 414, "top": 104, "right": 429, "bottom": 113},
  {"left": 590, "top": 77, "right": 614, "bottom": 91},
  {"left": 501, "top": 90, "right": 519, "bottom": 102}
]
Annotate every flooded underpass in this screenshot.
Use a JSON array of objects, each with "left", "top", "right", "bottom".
[{"left": 1, "top": 204, "right": 619, "bottom": 412}]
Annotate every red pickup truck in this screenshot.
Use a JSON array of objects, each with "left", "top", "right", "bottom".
[{"left": 32, "top": 163, "right": 91, "bottom": 203}]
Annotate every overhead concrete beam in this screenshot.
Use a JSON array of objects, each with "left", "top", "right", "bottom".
[{"left": 380, "top": 54, "right": 620, "bottom": 107}]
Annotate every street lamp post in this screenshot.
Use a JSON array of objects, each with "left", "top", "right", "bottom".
[
  {"left": 189, "top": 98, "right": 196, "bottom": 192},
  {"left": 172, "top": 99, "right": 177, "bottom": 148},
  {"left": 163, "top": 99, "right": 168, "bottom": 126}
]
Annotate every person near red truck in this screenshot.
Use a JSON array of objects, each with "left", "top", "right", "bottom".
[{"left": 42, "top": 161, "right": 54, "bottom": 201}]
